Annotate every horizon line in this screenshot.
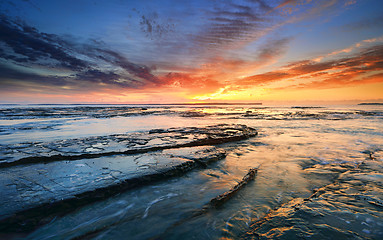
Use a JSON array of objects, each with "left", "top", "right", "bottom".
[{"left": 0, "top": 102, "right": 263, "bottom": 106}]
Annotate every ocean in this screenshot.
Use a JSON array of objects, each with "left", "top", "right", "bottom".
[{"left": 0, "top": 104, "right": 382, "bottom": 239}]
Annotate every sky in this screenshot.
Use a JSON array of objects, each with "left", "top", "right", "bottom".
[{"left": 0, "top": 0, "right": 382, "bottom": 104}]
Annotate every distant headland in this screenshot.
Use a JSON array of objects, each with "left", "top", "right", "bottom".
[{"left": 358, "top": 103, "right": 383, "bottom": 105}]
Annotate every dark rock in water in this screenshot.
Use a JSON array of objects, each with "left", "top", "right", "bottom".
[
  {"left": 0, "top": 146, "right": 226, "bottom": 232},
  {"left": 291, "top": 106, "right": 325, "bottom": 109},
  {"left": 0, "top": 124, "right": 257, "bottom": 168},
  {"left": 149, "top": 167, "right": 259, "bottom": 240},
  {"left": 0, "top": 124, "right": 257, "bottom": 233},
  {"left": 180, "top": 111, "right": 208, "bottom": 117},
  {"left": 210, "top": 168, "right": 258, "bottom": 207},
  {"left": 244, "top": 160, "right": 383, "bottom": 239}
]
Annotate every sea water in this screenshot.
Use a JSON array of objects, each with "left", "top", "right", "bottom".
[{"left": 0, "top": 104, "right": 382, "bottom": 239}]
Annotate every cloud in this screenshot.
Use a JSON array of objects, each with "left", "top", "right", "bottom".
[
  {"left": 75, "top": 70, "right": 124, "bottom": 86},
  {"left": 139, "top": 12, "right": 175, "bottom": 40},
  {"left": 92, "top": 48, "right": 160, "bottom": 84},
  {"left": 238, "top": 72, "right": 291, "bottom": 86},
  {"left": 0, "top": 0, "right": 376, "bottom": 102},
  {"left": 161, "top": 71, "right": 225, "bottom": 94},
  {"left": 256, "top": 37, "right": 291, "bottom": 61},
  {"left": 193, "top": 0, "right": 274, "bottom": 51},
  {"left": 232, "top": 43, "right": 383, "bottom": 90},
  {"left": 0, "top": 63, "right": 71, "bottom": 92},
  {"left": 0, "top": 16, "right": 88, "bottom": 71},
  {"left": 314, "top": 36, "right": 383, "bottom": 61},
  {"left": 274, "top": 0, "right": 301, "bottom": 10},
  {"left": 190, "top": 0, "right": 351, "bottom": 60},
  {"left": 0, "top": 16, "right": 161, "bottom": 92},
  {"left": 158, "top": 36, "right": 292, "bottom": 97},
  {"left": 344, "top": 0, "right": 356, "bottom": 7}
]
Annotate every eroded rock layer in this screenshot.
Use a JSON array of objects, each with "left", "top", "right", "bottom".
[{"left": 0, "top": 124, "right": 257, "bottom": 233}]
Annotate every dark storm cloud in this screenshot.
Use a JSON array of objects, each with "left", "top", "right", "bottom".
[
  {"left": 0, "top": 16, "right": 160, "bottom": 90},
  {"left": 0, "top": 16, "right": 87, "bottom": 71},
  {"left": 75, "top": 70, "right": 120, "bottom": 84},
  {"left": 75, "top": 69, "right": 145, "bottom": 88},
  {"left": 92, "top": 48, "right": 160, "bottom": 84},
  {"left": 0, "top": 63, "right": 69, "bottom": 90}
]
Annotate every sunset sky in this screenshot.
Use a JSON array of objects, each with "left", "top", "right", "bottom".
[{"left": 0, "top": 0, "right": 382, "bottom": 104}]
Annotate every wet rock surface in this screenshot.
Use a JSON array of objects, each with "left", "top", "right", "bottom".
[
  {"left": 1, "top": 105, "right": 382, "bottom": 122},
  {"left": 0, "top": 124, "right": 256, "bottom": 233},
  {"left": 210, "top": 168, "right": 258, "bottom": 207},
  {"left": 245, "top": 158, "right": 383, "bottom": 239},
  {"left": 0, "top": 124, "right": 257, "bottom": 167},
  {"left": 1, "top": 105, "right": 382, "bottom": 239},
  {"left": 0, "top": 106, "right": 156, "bottom": 120}
]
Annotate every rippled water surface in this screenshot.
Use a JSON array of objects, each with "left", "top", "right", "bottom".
[{"left": 0, "top": 104, "right": 382, "bottom": 239}]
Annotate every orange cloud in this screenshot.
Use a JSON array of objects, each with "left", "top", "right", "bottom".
[
  {"left": 314, "top": 35, "right": 383, "bottom": 62},
  {"left": 157, "top": 37, "right": 292, "bottom": 98},
  {"left": 154, "top": 36, "right": 383, "bottom": 102},
  {"left": 229, "top": 43, "right": 383, "bottom": 92}
]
